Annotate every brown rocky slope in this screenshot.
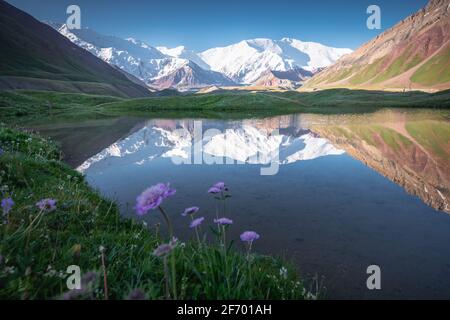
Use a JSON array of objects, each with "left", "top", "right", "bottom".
[{"left": 301, "top": 0, "right": 450, "bottom": 92}]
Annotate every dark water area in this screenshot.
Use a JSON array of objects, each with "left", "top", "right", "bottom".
[{"left": 36, "top": 109, "right": 450, "bottom": 299}]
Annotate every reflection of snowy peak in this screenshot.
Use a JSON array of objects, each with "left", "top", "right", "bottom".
[
  {"left": 284, "top": 133, "right": 345, "bottom": 163},
  {"left": 203, "top": 126, "right": 283, "bottom": 163},
  {"left": 77, "top": 120, "right": 345, "bottom": 173}
]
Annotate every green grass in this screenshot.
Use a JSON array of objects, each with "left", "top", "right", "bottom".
[
  {"left": 0, "top": 90, "right": 123, "bottom": 123},
  {"left": 0, "top": 125, "right": 313, "bottom": 299},
  {"left": 281, "top": 89, "right": 450, "bottom": 109},
  {"left": 411, "top": 45, "right": 450, "bottom": 86},
  {"left": 326, "top": 67, "right": 356, "bottom": 83},
  {"left": 373, "top": 46, "right": 423, "bottom": 84},
  {"left": 349, "top": 58, "right": 385, "bottom": 85},
  {"left": 1, "top": 89, "right": 449, "bottom": 128}
]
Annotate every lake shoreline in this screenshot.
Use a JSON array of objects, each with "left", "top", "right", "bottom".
[
  {"left": 0, "top": 125, "right": 312, "bottom": 299},
  {"left": 1, "top": 89, "right": 449, "bottom": 127}
]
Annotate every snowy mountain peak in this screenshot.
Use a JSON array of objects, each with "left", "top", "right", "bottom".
[
  {"left": 46, "top": 22, "right": 233, "bottom": 89},
  {"left": 156, "top": 45, "right": 210, "bottom": 70},
  {"left": 244, "top": 38, "right": 283, "bottom": 53},
  {"left": 45, "top": 21, "right": 352, "bottom": 89},
  {"left": 200, "top": 38, "right": 352, "bottom": 83},
  {"left": 157, "top": 45, "right": 186, "bottom": 56}
]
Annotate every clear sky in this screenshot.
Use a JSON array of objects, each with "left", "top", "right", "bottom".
[{"left": 6, "top": 0, "right": 429, "bottom": 51}]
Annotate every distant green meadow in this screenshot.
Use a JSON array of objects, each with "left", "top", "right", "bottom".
[{"left": 1, "top": 89, "right": 449, "bottom": 125}]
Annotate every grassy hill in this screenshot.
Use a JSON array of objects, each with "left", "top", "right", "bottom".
[{"left": 0, "top": 1, "right": 150, "bottom": 98}]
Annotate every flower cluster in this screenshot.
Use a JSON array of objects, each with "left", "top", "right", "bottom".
[
  {"left": 136, "top": 181, "right": 260, "bottom": 248},
  {"left": 1, "top": 197, "right": 14, "bottom": 216},
  {"left": 36, "top": 198, "right": 57, "bottom": 212},
  {"left": 214, "top": 217, "right": 233, "bottom": 225},
  {"left": 135, "top": 183, "right": 175, "bottom": 215},
  {"left": 207, "top": 181, "right": 228, "bottom": 194},
  {"left": 181, "top": 206, "right": 199, "bottom": 216},
  {"left": 135, "top": 181, "right": 261, "bottom": 300},
  {"left": 240, "top": 231, "right": 260, "bottom": 243},
  {"left": 189, "top": 217, "right": 205, "bottom": 228}
]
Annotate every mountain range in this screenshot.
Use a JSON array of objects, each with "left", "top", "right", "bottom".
[
  {"left": 47, "top": 22, "right": 352, "bottom": 90},
  {"left": 1, "top": 0, "right": 448, "bottom": 95},
  {"left": 302, "top": 0, "right": 450, "bottom": 91}
]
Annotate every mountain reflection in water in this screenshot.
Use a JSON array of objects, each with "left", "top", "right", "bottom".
[
  {"left": 77, "top": 111, "right": 449, "bottom": 214},
  {"left": 306, "top": 110, "right": 450, "bottom": 213},
  {"left": 77, "top": 117, "right": 345, "bottom": 173},
  {"left": 35, "top": 109, "right": 450, "bottom": 298}
]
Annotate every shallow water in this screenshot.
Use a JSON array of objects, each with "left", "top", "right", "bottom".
[{"left": 36, "top": 109, "right": 450, "bottom": 299}]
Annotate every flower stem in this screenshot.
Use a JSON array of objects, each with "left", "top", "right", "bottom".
[
  {"left": 158, "top": 206, "right": 177, "bottom": 300},
  {"left": 163, "top": 256, "right": 171, "bottom": 299},
  {"left": 195, "top": 226, "right": 201, "bottom": 244},
  {"left": 101, "top": 250, "right": 109, "bottom": 300},
  {"left": 158, "top": 206, "right": 173, "bottom": 239},
  {"left": 247, "top": 241, "right": 253, "bottom": 260},
  {"left": 222, "top": 225, "right": 226, "bottom": 249},
  {"left": 190, "top": 216, "right": 201, "bottom": 245}
]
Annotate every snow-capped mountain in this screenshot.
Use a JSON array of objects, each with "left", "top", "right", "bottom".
[
  {"left": 156, "top": 46, "right": 210, "bottom": 70},
  {"left": 150, "top": 60, "right": 235, "bottom": 90},
  {"left": 199, "top": 38, "right": 353, "bottom": 84},
  {"left": 48, "top": 23, "right": 171, "bottom": 80},
  {"left": 253, "top": 67, "right": 313, "bottom": 88},
  {"left": 46, "top": 23, "right": 235, "bottom": 89},
  {"left": 47, "top": 22, "right": 352, "bottom": 89}
]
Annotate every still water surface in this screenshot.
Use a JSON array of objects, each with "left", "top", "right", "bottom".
[{"left": 36, "top": 109, "right": 450, "bottom": 299}]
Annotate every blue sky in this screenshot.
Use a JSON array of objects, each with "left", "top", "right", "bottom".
[{"left": 7, "top": 0, "right": 428, "bottom": 51}]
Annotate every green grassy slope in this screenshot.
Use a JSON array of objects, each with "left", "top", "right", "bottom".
[
  {"left": 411, "top": 44, "right": 450, "bottom": 86},
  {"left": 0, "top": 1, "right": 150, "bottom": 98},
  {"left": 301, "top": 0, "right": 450, "bottom": 91}
]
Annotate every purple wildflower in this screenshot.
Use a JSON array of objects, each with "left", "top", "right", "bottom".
[
  {"left": 190, "top": 217, "right": 205, "bottom": 228},
  {"left": 81, "top": 271, "right": 98, "bottom": 289},
  {"left": 135, "top": 183, "right": 176, "bottom": 215},
  {"left": 1, "top": 198, "right": 14, "bottom": 215},
  {"left": 208, "top": 181, "right": 227, "bottom": 194},
  {"left": 153, "top": 243, "right": 174, "bottom": 257},
  {"left": 170, "top": 237, "right": 178, "bottom": 247},
  {"left": 61, "top": 289, "right": 86, "bottom": 300},
  {"left": 240, "top": 231, "right": 260, "bottom": 242},
  {"left": 181, "top": 206, "right": 199, "bottom": 216},
  {"left": 214, "top": 217, "right": 233, "bottom": 225},
  {"left": 36, "top": 198, "right": 57, "bottom": 212},
  {"left": 127, "top": 288, "right": 147, "bottom": 300}
]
